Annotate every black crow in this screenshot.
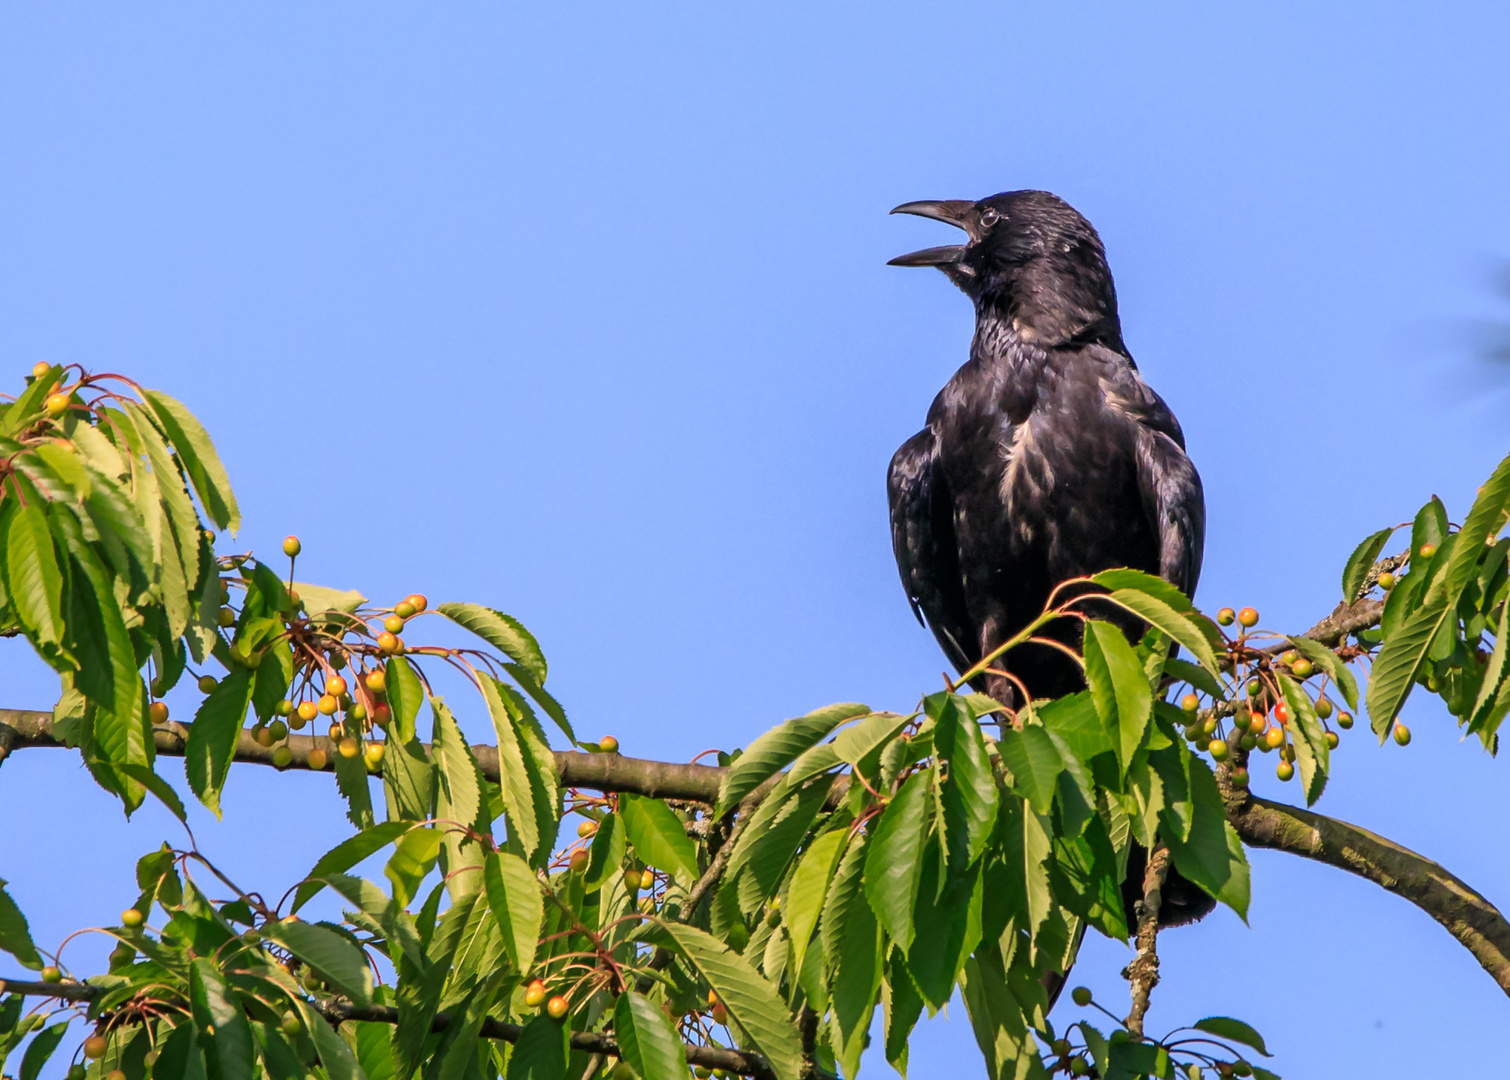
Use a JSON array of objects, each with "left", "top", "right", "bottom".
[{"left": 887, "top": 189, "right": 1212, "bottom": 933}]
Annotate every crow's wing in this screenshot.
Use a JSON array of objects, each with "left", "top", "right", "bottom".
[
  {"left": 887, "top": 428, "right": 977, "bottom": 673},
  {"left": 1094, "top": 347, "right": 1206, "bottom": 597}
]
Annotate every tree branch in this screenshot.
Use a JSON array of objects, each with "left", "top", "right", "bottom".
[
  {"left": 0, "top": 978, "right": 774, "bottom": 1078},
  {"left": 1122, "top": 845, "right": 1168, "bottom": 1038},
  {"left": 1222, "top": 785, "right": 1510, "bottom": 995}
]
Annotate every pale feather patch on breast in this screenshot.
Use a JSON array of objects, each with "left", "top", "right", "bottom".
[
  {"left": 1096, "top": 373, "right": 1151, "bottom": 422},
  {"left": 1000, "top": 418, "right": 1054, "bottom": 517}
]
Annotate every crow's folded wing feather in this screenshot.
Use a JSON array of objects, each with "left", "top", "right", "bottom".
[
  {"left": 887, "top": 428, "right": 978, "bottom": 673},
  {"left": 1091, "top": 346, "right": 1206, "bottom": 597}
]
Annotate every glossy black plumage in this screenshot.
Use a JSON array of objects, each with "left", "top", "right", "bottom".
[{"left": 887, "top": 190, "right": 1212, "bottom": 937}]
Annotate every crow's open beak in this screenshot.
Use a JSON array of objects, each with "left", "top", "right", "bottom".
[{"left": 888, "top": 200, "right": 975, "bottom": 267}]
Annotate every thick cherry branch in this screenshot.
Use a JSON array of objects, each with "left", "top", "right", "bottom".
[
  {"left": 0, "top": 977, "right": 773, "bottom": 1078},
  {"left": 1222, "top": 784, "right": 1510, "bottom": 995}
]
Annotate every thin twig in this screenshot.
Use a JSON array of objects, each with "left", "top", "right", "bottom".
[{"left": 1122, "top": 846, "right": 1169, "bottom": 1038}]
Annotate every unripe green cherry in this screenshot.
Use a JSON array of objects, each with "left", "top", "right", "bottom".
[
  {"left": 1291, "top": 657, "right": 1314, "bottom": 678},
  {"left": 1419, "top": 543, "right": 1437, "bottom": 559},
  {"left": 1208, "top": 738, "right": 1229, "bottom": 761},
  {"left": 199, "top": 674, "right": 218, "bottom": 693},
  {"left": 1239, "top": 733, "right": 1257, "bottom": 751},
  {"left": 1246, "top": 678, "right": 1262, "bottom": 697},
  {"left": 269, "top": 720, "right": 288, "bottom": 741},
  {"left": 41, "top": 965, "right": 62, "bottom": 982},
  {"left": 1314, "top": 696, "right": 1333, "bottom": 719},
  {"left": 275, "top": 698, "right": 294, "bottom": 716},
  {"left": 383, "top": 614, "right": 405, "bottom": 634},
  {"left": 395, "top": 601, "right": 416, "bottom": 619},
  {"left": 272, "top": 746, "right": 293, "bottom": 768},
  {"left": 1230, "top": 766, "right": 1250, "bottom": 789},
  {"left": 1325, "top": 731, "right": 1339, "bottom": 749},
  {"left": 1276, "top": 760, "right": 1295, "bottom": 781},
  {"left": 1393, "top": 723, "right": 1412, "bottom": 746},
  {"left": 1070, "top": 986, "right": 1092, "bottom": 1007},
  {"left": 1051, "top": 1039, "right": 1071, "bottom": 1057},
  {"left": 1378, "top": 571, "right": 1396, "bottom": 590},
  {"left": 1180, "top": 693, "right": 1200, "bottom": 713},
  {"left": 121, "top": 908, "right": 145, "bottom": 928},
  {"left": 218, "top": 606, "right": 237, "bottom": 627},
  {"left": 1216, "top": 607, "right": 1236, "bottom": 626},
  {"left": 283, "top": 536, "right": 302, "bottom": 557},
  {"left": 281, "top": 1011, "right": 302, "bottom": 1036},
  {"left": 1337, "top": 711, "right": 1354, "bottom": 729}
]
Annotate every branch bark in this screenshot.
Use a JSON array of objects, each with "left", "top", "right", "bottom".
[
  {"left": 7, "top": 583, "right": 1510, "bottom": 1002},
  {"left": 1122, "top": 845, "right": 1169, "bottom": 1038},
  {"left": 0, "top": 978, "right": 774, "bottom": 1078},
  {"left": 1222, "top": 785, "right": 1510, "bottom": 994}
]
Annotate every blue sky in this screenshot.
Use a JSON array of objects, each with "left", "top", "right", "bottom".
[{"left": 3, "top": 2, "right": 1509, "bottom": 1076}]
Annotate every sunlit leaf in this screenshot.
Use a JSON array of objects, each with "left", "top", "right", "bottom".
[
  {"left": 615, "top": 991, "right": 689, "bottom": 1080},
  {"left": 716, "top": 702, "right": 869, "bottom": 815}
]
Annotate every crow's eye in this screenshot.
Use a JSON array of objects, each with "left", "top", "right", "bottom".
[{"left": 978, "top": 208, "right": 1000, "bottom": 229}]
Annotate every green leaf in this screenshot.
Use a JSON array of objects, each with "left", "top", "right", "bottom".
[
  {"left": 117, "top": 764, "right": 188, "bottom": 823},
  {"left": 958, "top": 946, "right": 1041, "bottom": 1080},
  {"left": 1108, "top": 588, "right": 1219, "bottom": 674},
  {"left": 190, "top": 958, "right": 256, "bottom": 1080},
  {"left": 19, "top": 1020, "right": 68, "bottom": 1080},
  {"left": 614, "top": 991, "right": 689, "bottom": 1080},
  {"left": 140, "top": 388, "right": 240, "bottom": 531},
  {"left": 0, "top": 879, "right": 42, "bottom": 968},
  {"left": 4, "top": 501, "right": 67, "bottom": 661},
  {"left": 1279, "top": 675, "right": 1329, "bottom": 806},
  {"left": 1469, "top": 600, "right": 1510, "bottom": 735},
  {"left": 785, "top": 828, "right": 849, "bottom": 978},
  {"left": 1342, "top": 526, "right": 1397, "bottom": 601},
  {"left": 292, "top": 824, "right": 413, "bottom": 913},
  {"left": 658, "top": 921, "right": 804, "bottom": 1080},
  {"left": 727, "top": 774, "right": 835, "bottom": 917},
  {"left": 620, "top": 793, "right": 700, "bottom": 888},
  {"left": 333, "top": 728, "right": 376, "bottom": 830},
  {"left": 832, "top": 711, "right": 912, "bottom": 769},
  {"left": 382, "top": 733, "right": 435, "bottom": 823},
  {"left": 933, "top": 697, "right": 1000, "bottom": 869},
  {"left": 431, "top": 971, "right": 508, "bottom": 1080},
  {"left": 431, "top": 698, "right": 482, "bottom": 831},
  {"left": 1428, "top": 450, "right": 1510, "bottom": 609},
  {"left": 1164, "top": 657, "right": 1225, "bottom": 700},
  {"left": 292, "top": 997, "right": 369, "bottom": 1080},
  {"left": 292, "top": 581, "right": 367, "bottom": 616},
  {"left": 384, "top": 654, "right": 424, "bottom": 745},
  {"left": 483, "top": 850, "right": 543, "bottom": 975},
  {"left": 437, "top": 602, "right": 548, "bottom": 684},
  {"left": 883, "top": 949, "right": 925, "bottom": 1076},
  {"left": 821, "top": 833, "right": 882, "bottom": 1080},
  {"left": 1161, "top": 757, "right": 1250, "bottom": 920},
  {"left": 1192, "top": 1016, "right": 1271, "bottom": 1056},
  {"left": 906, "top": 843, "right": 983, "bottom": 1010},
  {"left": 716, "top": 703, "right": 869, "bottom": 815},
  {"left": 505, "top": 1015, "right": 569, "bottom": 1080},
  {"left": 386, "top": 828, "right": 444, "bottom": 907},
  {"left": 1083, "top": 620, "right": 1151, "bottom": 771},
  {"left": 996, "top": 726, "right": 1063, "bottom": 815},
  {"left": 480, "top": 676, "right": 541, "bottom": 856},
  {"left": 259, "top": 919, "right": 374, "bottom": 1006},
  {"left": 184, "top": 668, "right": 253, "bottom": 818},
  {"left": 1090, "top": 568, "right": 1194, "bottom": 612},
  {"left": 502, "top": 661, "right": 575, "bottom": 743},
  {"left": 864, "top": 771, "right": 930, "bottom": 948},
  {"left": 1285, "top": 636, "right": 1360, "bottom": 713},
  {"left": 1367, "top": 596, "right": 1452, "bottom": 738},
  {"left": 585, "top": 811, "right": 627, "bottom": 893}
]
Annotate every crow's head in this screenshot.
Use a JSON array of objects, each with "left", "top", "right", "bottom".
[{"left": 889, "top": 190, "right": 1122, "bottom": 345}]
